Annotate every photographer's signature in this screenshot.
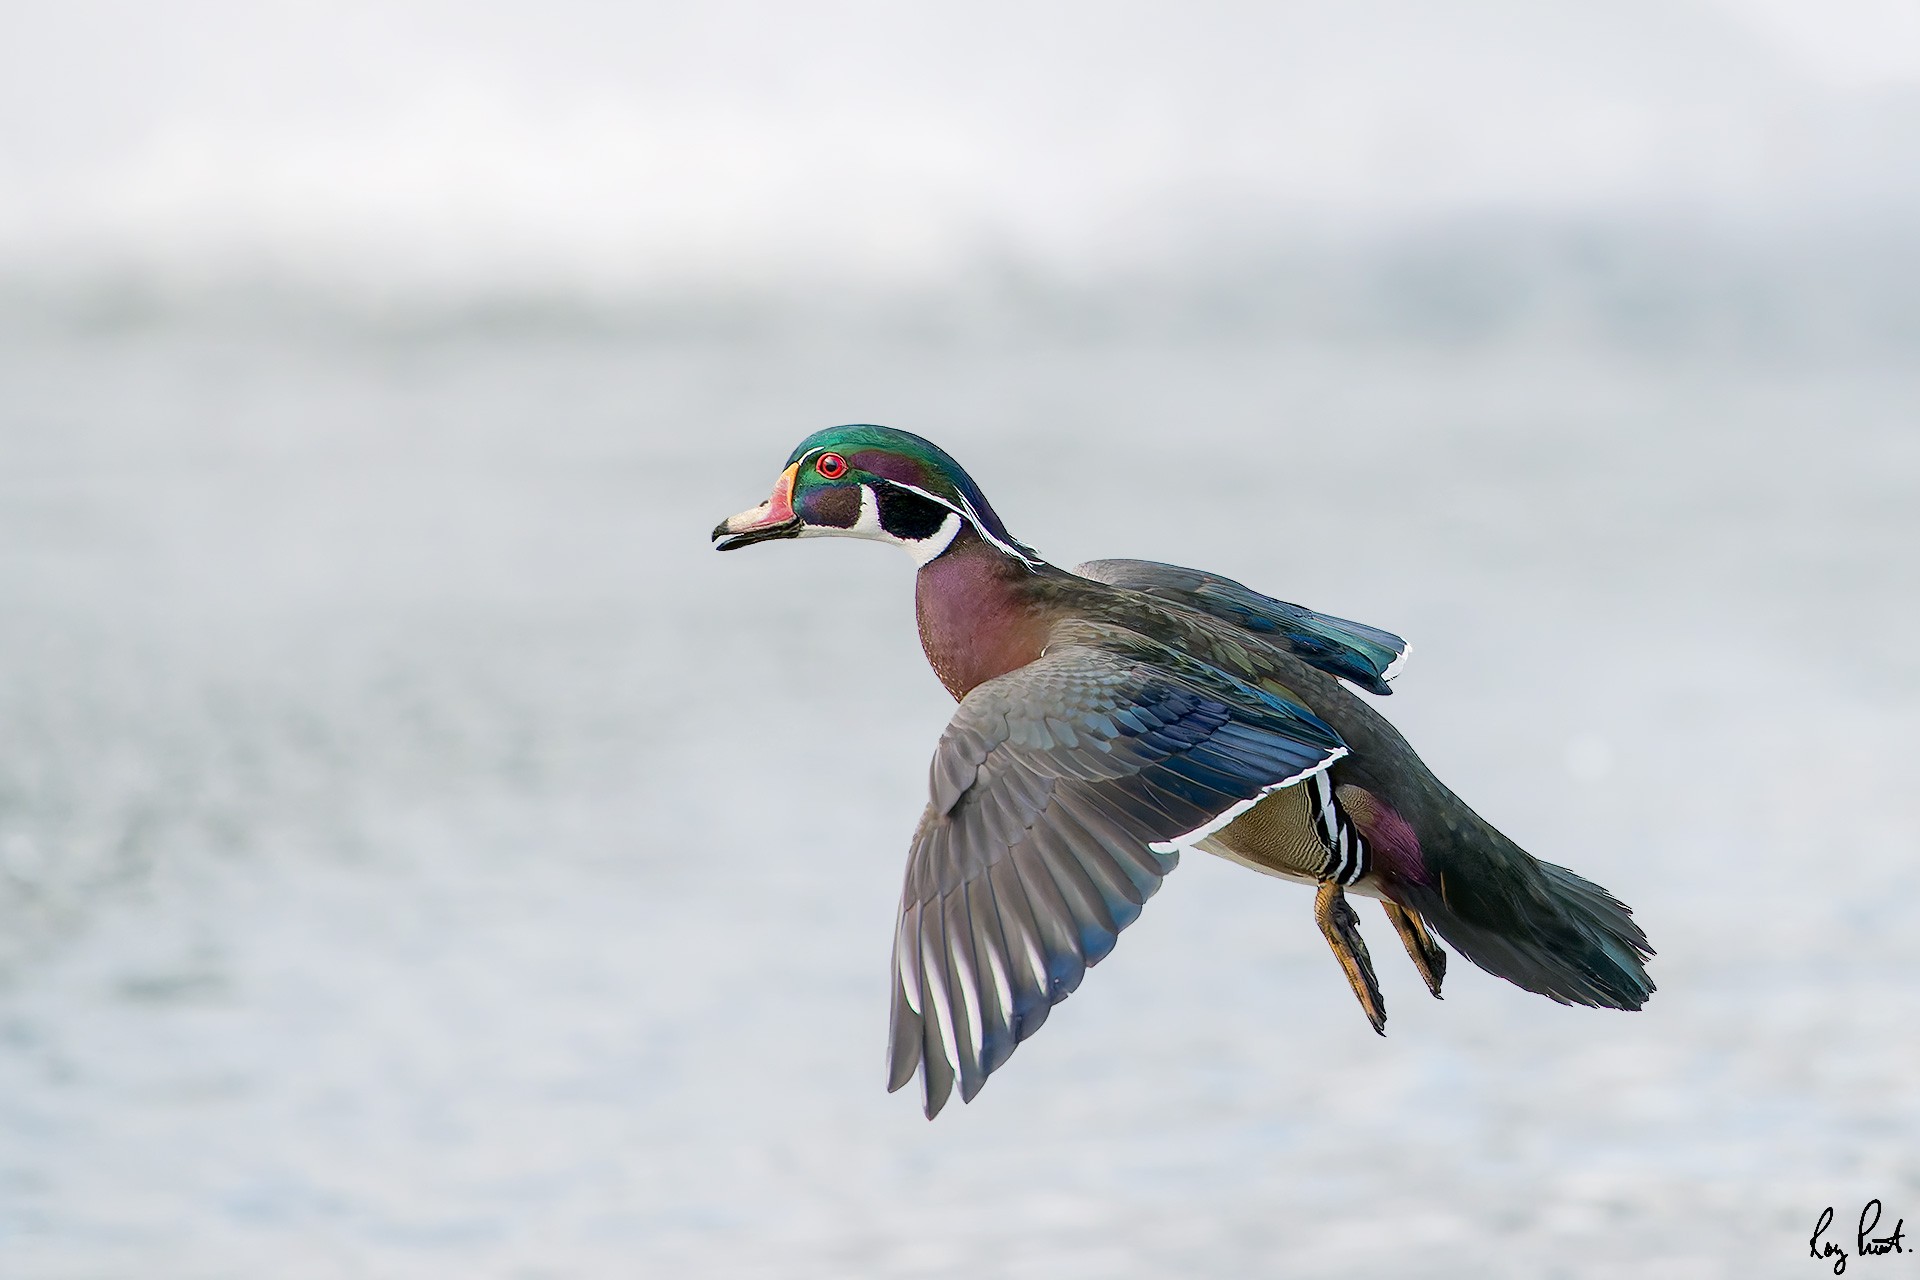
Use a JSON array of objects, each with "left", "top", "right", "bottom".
[{"left": 1811, "top": 1201, "right": 1906, "bottom": 1274}]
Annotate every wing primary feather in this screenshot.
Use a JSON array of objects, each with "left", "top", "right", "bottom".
[
  {"left": 942, "top": 891, "right": 987, "bottom": 1102},
  {"left": 887, "top": 955, "right": 924, "bottom": 1094},
  {"left": 1051, "top": 790, "right": 1162, "bottom": 905},
  {"left": 895, "top": 641, "right": 1360, "bottom": 1117},
  {"left": 894, "top": 900, "right": 923, "bottom": 1016},
  {"left": 918, "top": 908, "right": 958, "bottom": 1119},
  {"left": 1067, "top": 790, "right": 1179, "bottom": 890},
  {"left": 1011, "top": 843, "right": 1088, "bottom": 997},
  {"left": 965, "top": 878, "right": 1018, "bottom": 1077},
  {"left": 984, "top": 858, "right": 1052, "bottom": 1041},
  {"left": 1043, "top": 798, "right": 1148, "bottom": 929},
  {"left": 1026, "top": 821, "right": 1121, "bottom": 963},
  {"left": 887, "top": 899, "right": 927, "bottom": 1093}
]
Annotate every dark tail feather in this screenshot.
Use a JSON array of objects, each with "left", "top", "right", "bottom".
[{"left": 1404, "top": 835, "right": 1655, "bottom": 1010}]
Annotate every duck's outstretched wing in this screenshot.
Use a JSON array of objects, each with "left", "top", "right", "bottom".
[
  {"left": 1073, "top": 558, "right": 1408, "bottom": 695},
  {"left": 889, "top": 637, "right": 1348, "bottom": 1118}
]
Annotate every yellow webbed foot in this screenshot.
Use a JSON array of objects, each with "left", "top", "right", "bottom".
[
  {"left": 1315, "top": 881, "right": 1386, "bottom": 1035},
  {"left": 1382, "top": 900, "right": 1447, "bottom": 999}
]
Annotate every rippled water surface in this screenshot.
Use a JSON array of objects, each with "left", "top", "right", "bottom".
[{"left": 1, "top": 324, "right": 1915, "bottom": 1277}]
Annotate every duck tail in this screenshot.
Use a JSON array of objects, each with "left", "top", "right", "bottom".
[{"left": 1400, "top": 821, "right": 1655, "bottom": 1010}]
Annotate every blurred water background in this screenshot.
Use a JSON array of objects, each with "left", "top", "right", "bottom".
[{"left": 2, "top": 3, "right": 1918, "bottom": 1277}]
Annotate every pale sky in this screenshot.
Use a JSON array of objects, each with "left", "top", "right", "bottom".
[{"left": 1, "top": 0, "right": 1915, "bottom": 290}]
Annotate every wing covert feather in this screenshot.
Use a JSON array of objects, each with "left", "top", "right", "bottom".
[{"left": 1074, "top": 558, "right": 1408, "bottom": 694}]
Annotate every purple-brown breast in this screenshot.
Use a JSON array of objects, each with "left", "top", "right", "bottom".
[{"left": 915, "top": 536, "right": 1051, "bottom": 700}]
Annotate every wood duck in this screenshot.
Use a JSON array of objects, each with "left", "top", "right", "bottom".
[{"left": 713, "top": 424, "right": 1654, "bottom": 1119}]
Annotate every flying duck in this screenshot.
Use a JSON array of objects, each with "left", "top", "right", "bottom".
[{"left": 712, "top": 424, "right": 1654, "bottom": 1118}]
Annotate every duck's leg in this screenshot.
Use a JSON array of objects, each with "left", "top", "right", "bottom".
[
  {"left": 1382, "top": 901, "right": 1447, "bottom": 999},
  {"left": 1314, "top": 881, "right": 1385, "bottom": 1035}
]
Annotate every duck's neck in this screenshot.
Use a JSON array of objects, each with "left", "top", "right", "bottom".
[{"left": 915, "top": 525, "right": 1050, "bottom": 700}]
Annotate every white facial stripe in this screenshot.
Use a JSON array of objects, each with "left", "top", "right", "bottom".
[
  {"left": 785, "top": 446, "right": 1037, "bottom": 564},
  {"left": 810, "top": 482, "right": 963, "bottom": 566},
  {"left": 786, "top": 460, "right": 1028, "bottom": 569},
  {"left": 884, "top": 480, "right": 1041, "bottom": 569}
]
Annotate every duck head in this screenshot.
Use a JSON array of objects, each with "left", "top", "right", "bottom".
[{"left": 711, "top": 425, "right": 1038, "bottom": 567}]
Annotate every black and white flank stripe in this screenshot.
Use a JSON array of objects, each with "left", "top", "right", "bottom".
[{"left": 1307, "top": 770, "right": 1370, "bottom": 886}]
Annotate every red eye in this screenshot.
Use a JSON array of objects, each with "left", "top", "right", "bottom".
[{"left": 815, "top": 452, "right": 848, "bottom": 480}]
